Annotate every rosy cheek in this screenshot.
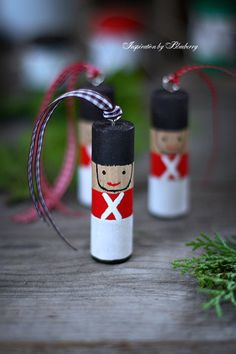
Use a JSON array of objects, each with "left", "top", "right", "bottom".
[{"left": 101, "top": 175, "right": 106, "bottom": 182}]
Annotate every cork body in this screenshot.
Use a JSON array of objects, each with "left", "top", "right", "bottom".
[
  {"left": 148, "top": 89, "right": 190, "bottom": 218},
  {"left": 90, "top": 120, "right": 134, "bottom": 263}
]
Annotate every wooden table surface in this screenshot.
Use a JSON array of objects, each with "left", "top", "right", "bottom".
[
  {"left": 0, "top": 179, "right": 236, "bottom": 354},
  {"left": 1, "top": 76, "right": 236, "bottom": 353}
]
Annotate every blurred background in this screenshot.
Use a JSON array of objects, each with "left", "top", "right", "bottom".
[{"left": 0, "top": 0, "right": 236, "bottom": 205}]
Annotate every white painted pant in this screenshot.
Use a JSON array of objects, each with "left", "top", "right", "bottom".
[
  {"left": 77, "top": 166, "right": 92, "bottom": 207},
  {"left": 90, "top": 215, "right": 133, "bottom": 261},
  {"left": 148, "top": 176, "right": 189, "bottom": 218}
]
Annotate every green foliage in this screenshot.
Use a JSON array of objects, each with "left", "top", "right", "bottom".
[
  {"left": 0, "top": 107, "right": 75, "bottom": 203},
  {"left": 0, "top": 70, "right": 148, "bottom": 202},
  {"left": 108, "top": 69, "right": 149, "bottom": 154},
  {"left": 172, "top": 233, "right": 236, "bottom": 317},
  {"left": 0, "top": 91, "right": 44, "bottom": 122}
]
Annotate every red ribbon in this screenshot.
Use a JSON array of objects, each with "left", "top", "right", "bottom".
[
  {"left": 12, "top": 62, "right": 101, "bottom": 223},
  {"left": 167, "top": 64, "right": 236, "bottom": 87},
  {"left": 164, "top": 64, "right": 236, "bottom": 183}
]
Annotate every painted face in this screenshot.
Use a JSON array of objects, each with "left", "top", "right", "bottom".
[
  {"left": 79, "top": 120, "right": 92, "bottom": 146},
  {"left": 151, "top": 129, "right": 187, "bottom": 154},
  {"left": 95, "top": 163, "right": 133, "bottom": 193}
]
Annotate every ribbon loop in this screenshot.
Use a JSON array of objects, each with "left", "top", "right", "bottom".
[
  {"left": 103, "top": 105, "right": 123, "bottom": 120},
  {"left": 27, "top": 88, "right": 123, "bottom": 250}
]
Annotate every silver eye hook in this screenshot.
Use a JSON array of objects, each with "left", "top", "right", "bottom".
[
  {"left": 88, "top": 73, "right": 105, "bottom": 87},
  {"left": 108, "top": 116, "right": 122, "bottom": 126},
  {"left": 162, "top": 75, "right": 180, "bottom": 93}
]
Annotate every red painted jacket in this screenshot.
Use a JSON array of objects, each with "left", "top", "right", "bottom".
[
  {"left": 150, "top": 152, "right": 188, "bottom": 180},
  {"left": 79, "top": 144, "right": 91, "bottom": 166},
  {"left": 92, "top": 188, "right": 133, "bottom": 220}
]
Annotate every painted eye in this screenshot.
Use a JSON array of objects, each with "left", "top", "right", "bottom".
[
  {"left": 102, "top": 170, "right": 106, "bottom": 175},
  {"left": 161, "top": 136, "right": 167, "bottom": 142},
  {"left": 122, "top": 170, "right": 126, "bottom": 175}
]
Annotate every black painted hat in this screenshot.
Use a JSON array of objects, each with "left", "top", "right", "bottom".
[
  {"left": 151, "top": 89, "right": 188, "bottom": 130},
  {"left": 92, "top": 120, "right": 134, "bottom": 165},
  {"left": 79, "top": 83, "right": 115, "bottom": 121}
]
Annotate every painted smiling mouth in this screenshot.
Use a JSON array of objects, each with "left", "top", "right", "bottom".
[
  {"left": 107, "top": 182, "right": 121, "bottom": 187},
  {"left": 166, "top": 145, "right": 178, "bottom": 151}
]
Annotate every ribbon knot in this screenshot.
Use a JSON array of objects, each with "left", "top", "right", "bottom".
[{"left": 103, "top": 105, "right": 123, "bottom": 120}]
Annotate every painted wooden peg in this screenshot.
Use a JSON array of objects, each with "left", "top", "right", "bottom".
[
  {"left": 77, "top": 83, "right": 114, "bottom": 207},
  {"left": 148, "top": 89, "right": 189, "bottom": 218},
  {"left": 91, "top": 120, "right": 135, "bottom": 263}
]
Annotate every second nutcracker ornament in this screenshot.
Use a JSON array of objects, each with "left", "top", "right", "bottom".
[
  {"left": 91, "top": 120, "right": 134, "bottom": 263},
  {"left": 148, "top": 89, "right": 189, "bottom": 218}
]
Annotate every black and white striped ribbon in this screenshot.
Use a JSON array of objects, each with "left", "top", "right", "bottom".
[
  {"left": 28, "top": 89, "right": 123, "bottom": 250},
  {"left": 60, "top": 89, "right": 122, "bottom": 119}
]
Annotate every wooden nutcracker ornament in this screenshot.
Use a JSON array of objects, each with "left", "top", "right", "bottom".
[
  {"left": 91, "top": 120, "right": 134, "bottom": 263},
  {"left": 77, "top": 83, "right": 115, "bottom": 207},
  {"left": 27, "top": 87, "right": 134, "bottom": 257},
  {"left": 148, "top": 89, "right": 189, "bottom": 218}
]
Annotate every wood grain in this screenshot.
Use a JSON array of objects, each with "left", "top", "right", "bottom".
[{"left": 0, "top": 181, "right": 236, "bottom": 353}]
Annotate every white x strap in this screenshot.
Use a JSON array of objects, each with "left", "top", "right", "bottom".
[
  {"left": 160, "top": 155, "right": 180, "bottom": 180},
  {"left": 86, "top": 144, "right": 92, "bottom": 159},
  {"left": 101, "top": 192, "right": 124, "bottom": 220}
]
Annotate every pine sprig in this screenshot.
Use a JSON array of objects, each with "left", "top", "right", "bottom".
[{"left": 172, "top": 233, "right": 236, "bottom": 317}]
